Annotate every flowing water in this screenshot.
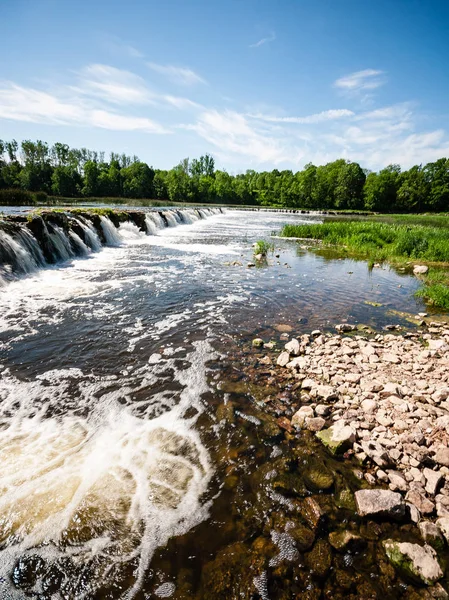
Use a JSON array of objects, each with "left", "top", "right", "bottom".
[{"left": 0, "top": 209, "right": 434, "bottom": 599}]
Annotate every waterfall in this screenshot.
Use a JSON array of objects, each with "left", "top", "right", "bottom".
[
  {"left": 75, "top": 218, "right": 102, "bottom": 252},
  {"left": 0, "top": 207, "right": 223, "bottom": 284},
  {"left": 100, "top": 216, "right": 122, "bottom": 246}
]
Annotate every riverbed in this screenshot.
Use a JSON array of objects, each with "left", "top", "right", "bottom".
[{"left": 0, "top": 209, "right": 438, "bottom": 598}]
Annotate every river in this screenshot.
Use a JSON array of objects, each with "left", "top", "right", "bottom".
[{"left": 0, "top": 208, "right": 430, "bottom": 598}]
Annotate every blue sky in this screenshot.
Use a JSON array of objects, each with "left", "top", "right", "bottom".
[{"left": 1, "top": 0, "right": 448, "bottom": 172}]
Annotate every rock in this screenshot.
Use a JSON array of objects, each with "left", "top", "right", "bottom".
[
  {"left": 336, "top": 323, "right": 356, "bottom": 333},
  {"left": 305, "top": 540, "right": 332, "bottom": 579},
  {"left": 329, "top": 531, "right": 366, "bottom": 552},
  {"left": 303, "top": 461, "right": 334, "bottom": 492},
  {"left": 388, "top": 471, "right": 408, "bottom": 492},
  {"left": 305, "top": 417, "right": 326, "bottom": 432},
  {"left": 313, "top": 385, "right": 337, "bottom": 402},
  {"left": 424, "top": 468, "right": 443, "bottom": 496},
  {"left": 436, "top": 517, "right": 449, "bottom": 543},
  {"left": 429, "top": 339, "right": 448, "bottom": 351},
  {"left": 291, "top": 406, "right": 315, "bottom": 429},
  {"left": 381, "top": 382, "right": 401, "bottom": 397},
  {"left": 382, "top": 353, "right": 401, "bottom": 364},
  {"left": 275, "top": 324, "right": 293, "bottom": 333},
  {"left": 247, "top": 262, "right": 256, "bottom": 268},
  {"left": 383, "top": 540, "right": 442, "bottom": 585},
  {"left": 414, "top": 265, "right": 429, "bottom": 275},
  {"left": 316, "top": 422, "right": 356, "bottom": 455},
  {"left": 252, "top": 338, "right": 264, "bottom": 348},
  {"left": 285, "top": 338, "right": 300, "bottom": 355},
  {"left": 277, "top": 351, "right": 290, "bottom": 367},
  {"left": 406, "top": 490, "right": 435, "bottom": 515},
  {"left": 315, "top": 404, "right": 331, "bottom": 417},
  {"left": 287, "top": 523, "right": 315, "bottom": 551},
  {"left": 276, "top": 416, "right": 292, "bottom": 433},
  {"left": 286, "top": 356, "right": 308, "bottom": 370},
  {"left": 355, "top": 489, "right": 406, "bottom": 520},
  {"left": 258, "top": 356, "right": 272, "bottom": 366},
  {"left": 361, "top": 399, "right": 377, "bottom": 414},
  {"left": 419, "top": 521, "right": 445, "bottom": 551},
  {"left": 301, "top": 497, "right": 326, "bottom": 531},
  {"left": 434, "top": 447, "right": 449, "bottom": 467},
  {"left": 301, "top": 378, "right": 315, "bottom": 390}
]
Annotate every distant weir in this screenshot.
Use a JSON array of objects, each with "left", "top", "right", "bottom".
[{"left": 0, "top": 207, "right": 223, "bottom": 285}]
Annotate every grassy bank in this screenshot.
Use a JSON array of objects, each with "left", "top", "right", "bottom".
[{"left": 280, "top": 220, "right": 449, "bottom": 310}]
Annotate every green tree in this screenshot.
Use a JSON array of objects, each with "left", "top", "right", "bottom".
[{"left": 122, "top": 162, "right": 155, "bottom": 198}]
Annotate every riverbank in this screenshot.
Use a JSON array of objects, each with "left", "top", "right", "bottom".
[
  {"left": 222, "top": 318, "right": 449, "bottom": 592},
  {"left": 280, "top": 220, "right": 449, "bottom": 310}
]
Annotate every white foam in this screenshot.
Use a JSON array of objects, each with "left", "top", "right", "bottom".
[{"left": 0, "top": 341, "right": 214, "bottom": 598}]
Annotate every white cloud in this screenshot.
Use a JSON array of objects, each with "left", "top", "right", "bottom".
[
  {"left": 249, "top": 32, "right": 276, "bottom": 48},
  {"left": 181, "top": 109, "right": 289, "bottom": 164},
  {"left": 334, "top": 69, "right": 386, "bottom": 93},
  {"left": 0, "top": 82, "right": 169, "bottom": 134},
  {"left": 147, "top": 62, "right": 206, "bottom": 85},
  {"left": 248, "top": 109, "right": 354, "bottom": 124},
  {"left": 75, "top": 64, "right": 153, "bottom": 105}
]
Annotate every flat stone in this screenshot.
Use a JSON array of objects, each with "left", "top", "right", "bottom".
[
  {"left": 382, "top": 353, "right": 401, "bottom": 364},
  {"left": 286, "top": 356, "right": 308, "bottom": 370},
  {"left": 305, "top": 417, "right": 326, "bottom": 432},
  {"left": 355, "top": 489, "right": 406, "bottom": 519},
  {"left": 275, "top": 324, "right": 293, "bottom": 333},
  {"left": 361, "top": 399, "right": 377, "bottom": 414},
  {"left": 413, "top": 265, "right": 429, "bottom": 275},
  {"left": 277, "top": 351, "right": 290, "bottom": 367},
  {"left": 383, "top": 540, "right": 442, "bottom": 584}
]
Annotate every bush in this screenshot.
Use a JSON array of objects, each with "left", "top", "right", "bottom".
[
  {"left": 34, "top": 191, "right": 48, "bottom": 203},
  {"left": 0, "top": 188, "right": 36, "bottom": 205}
]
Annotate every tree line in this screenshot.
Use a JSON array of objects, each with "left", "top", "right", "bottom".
[{"left": 0, "top": 138, "right": 448, "bottom": 211}]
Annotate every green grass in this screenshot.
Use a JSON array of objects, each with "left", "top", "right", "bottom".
[
  {"left": 328, "top": 213, "right": 449, "bottom": 229},
  {"left": 280, "top": 220, "right": 449, "bottom": 310},
  {"left": 254, "top": 239, "right": 275, "bottom": 256}
]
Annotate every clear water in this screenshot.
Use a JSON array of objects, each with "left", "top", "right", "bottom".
[{"left": 0, "top": 210, "right": 429, "bottom": 598}]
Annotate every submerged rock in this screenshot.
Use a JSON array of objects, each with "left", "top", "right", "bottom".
[
  {"left": 383, "top": 540, "right": 443, "bottom": 585},
  {"left": 305, "top": 540, "right": 333, "bottom": 579},
  {"left": 303, "top": 461, "right": 334, "bottom": 492},
  {"left": 355, "top": 489, "right": 406, "bottom": 520},
  {"left": 252, "top": 338, "right": 264, "bottom": 348},
  {"left": 328, "top": 530, "right": 366, "bottom": 552}
]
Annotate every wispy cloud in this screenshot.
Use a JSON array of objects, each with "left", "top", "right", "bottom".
[
  {"left": 0, "top": 82, "right": 169, "bottom": 133},
  {"left": 249, "top": 32, "right": 276, "bottom": 48},
  {"left": 249, "top": 108, "right": 354, "bottom": 124},
  {"left": 334, "top": 69, "right": 386, "bottom": 94},
  {"left": 102, "top": 35, "right": 144, "bottom": 59},
  {"left": 180, "top": 109, "right": 289, "bottom": 164},
  {"left": 147, "top": 62, "right": 206, "bottom": 85},
  {"left": 74, "top": 64, "right": 153, "bottom": 105}
]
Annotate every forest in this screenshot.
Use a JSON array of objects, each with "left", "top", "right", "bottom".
[{"left": 0, "top": 138, "right": 448, "bottom": 211}]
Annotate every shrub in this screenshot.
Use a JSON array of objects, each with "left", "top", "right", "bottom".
[{"left": 0, "top": 188, "right": 36, "bottom": 205}]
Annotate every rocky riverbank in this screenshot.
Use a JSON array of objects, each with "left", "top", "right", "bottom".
[{"left": 223, "top": 317, "right": 449, "bottom": 593}]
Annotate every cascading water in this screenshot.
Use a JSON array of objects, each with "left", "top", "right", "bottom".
[{"left": 0, "top": 207, "right": 223, "bottom": 285}]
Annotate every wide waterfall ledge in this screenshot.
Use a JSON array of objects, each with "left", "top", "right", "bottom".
[{"left": 0, "top": 207, "right": 223, "bottom": 285}]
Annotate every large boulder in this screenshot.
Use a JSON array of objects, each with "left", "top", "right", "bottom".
[
  {"left": 383, "top": 540, "right": 443, "bottom": 585},
  {"left": 355, "top": 489, "right": 406, "bottom": 520}
]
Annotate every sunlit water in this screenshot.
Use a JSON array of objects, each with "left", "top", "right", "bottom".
[{"left": 0, "top": 210, "right": 427, "bottom": 598}]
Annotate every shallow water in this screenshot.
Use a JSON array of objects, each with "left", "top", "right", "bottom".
[{"left": 0, "top": 209, "right": 434, "bottom": 598}]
